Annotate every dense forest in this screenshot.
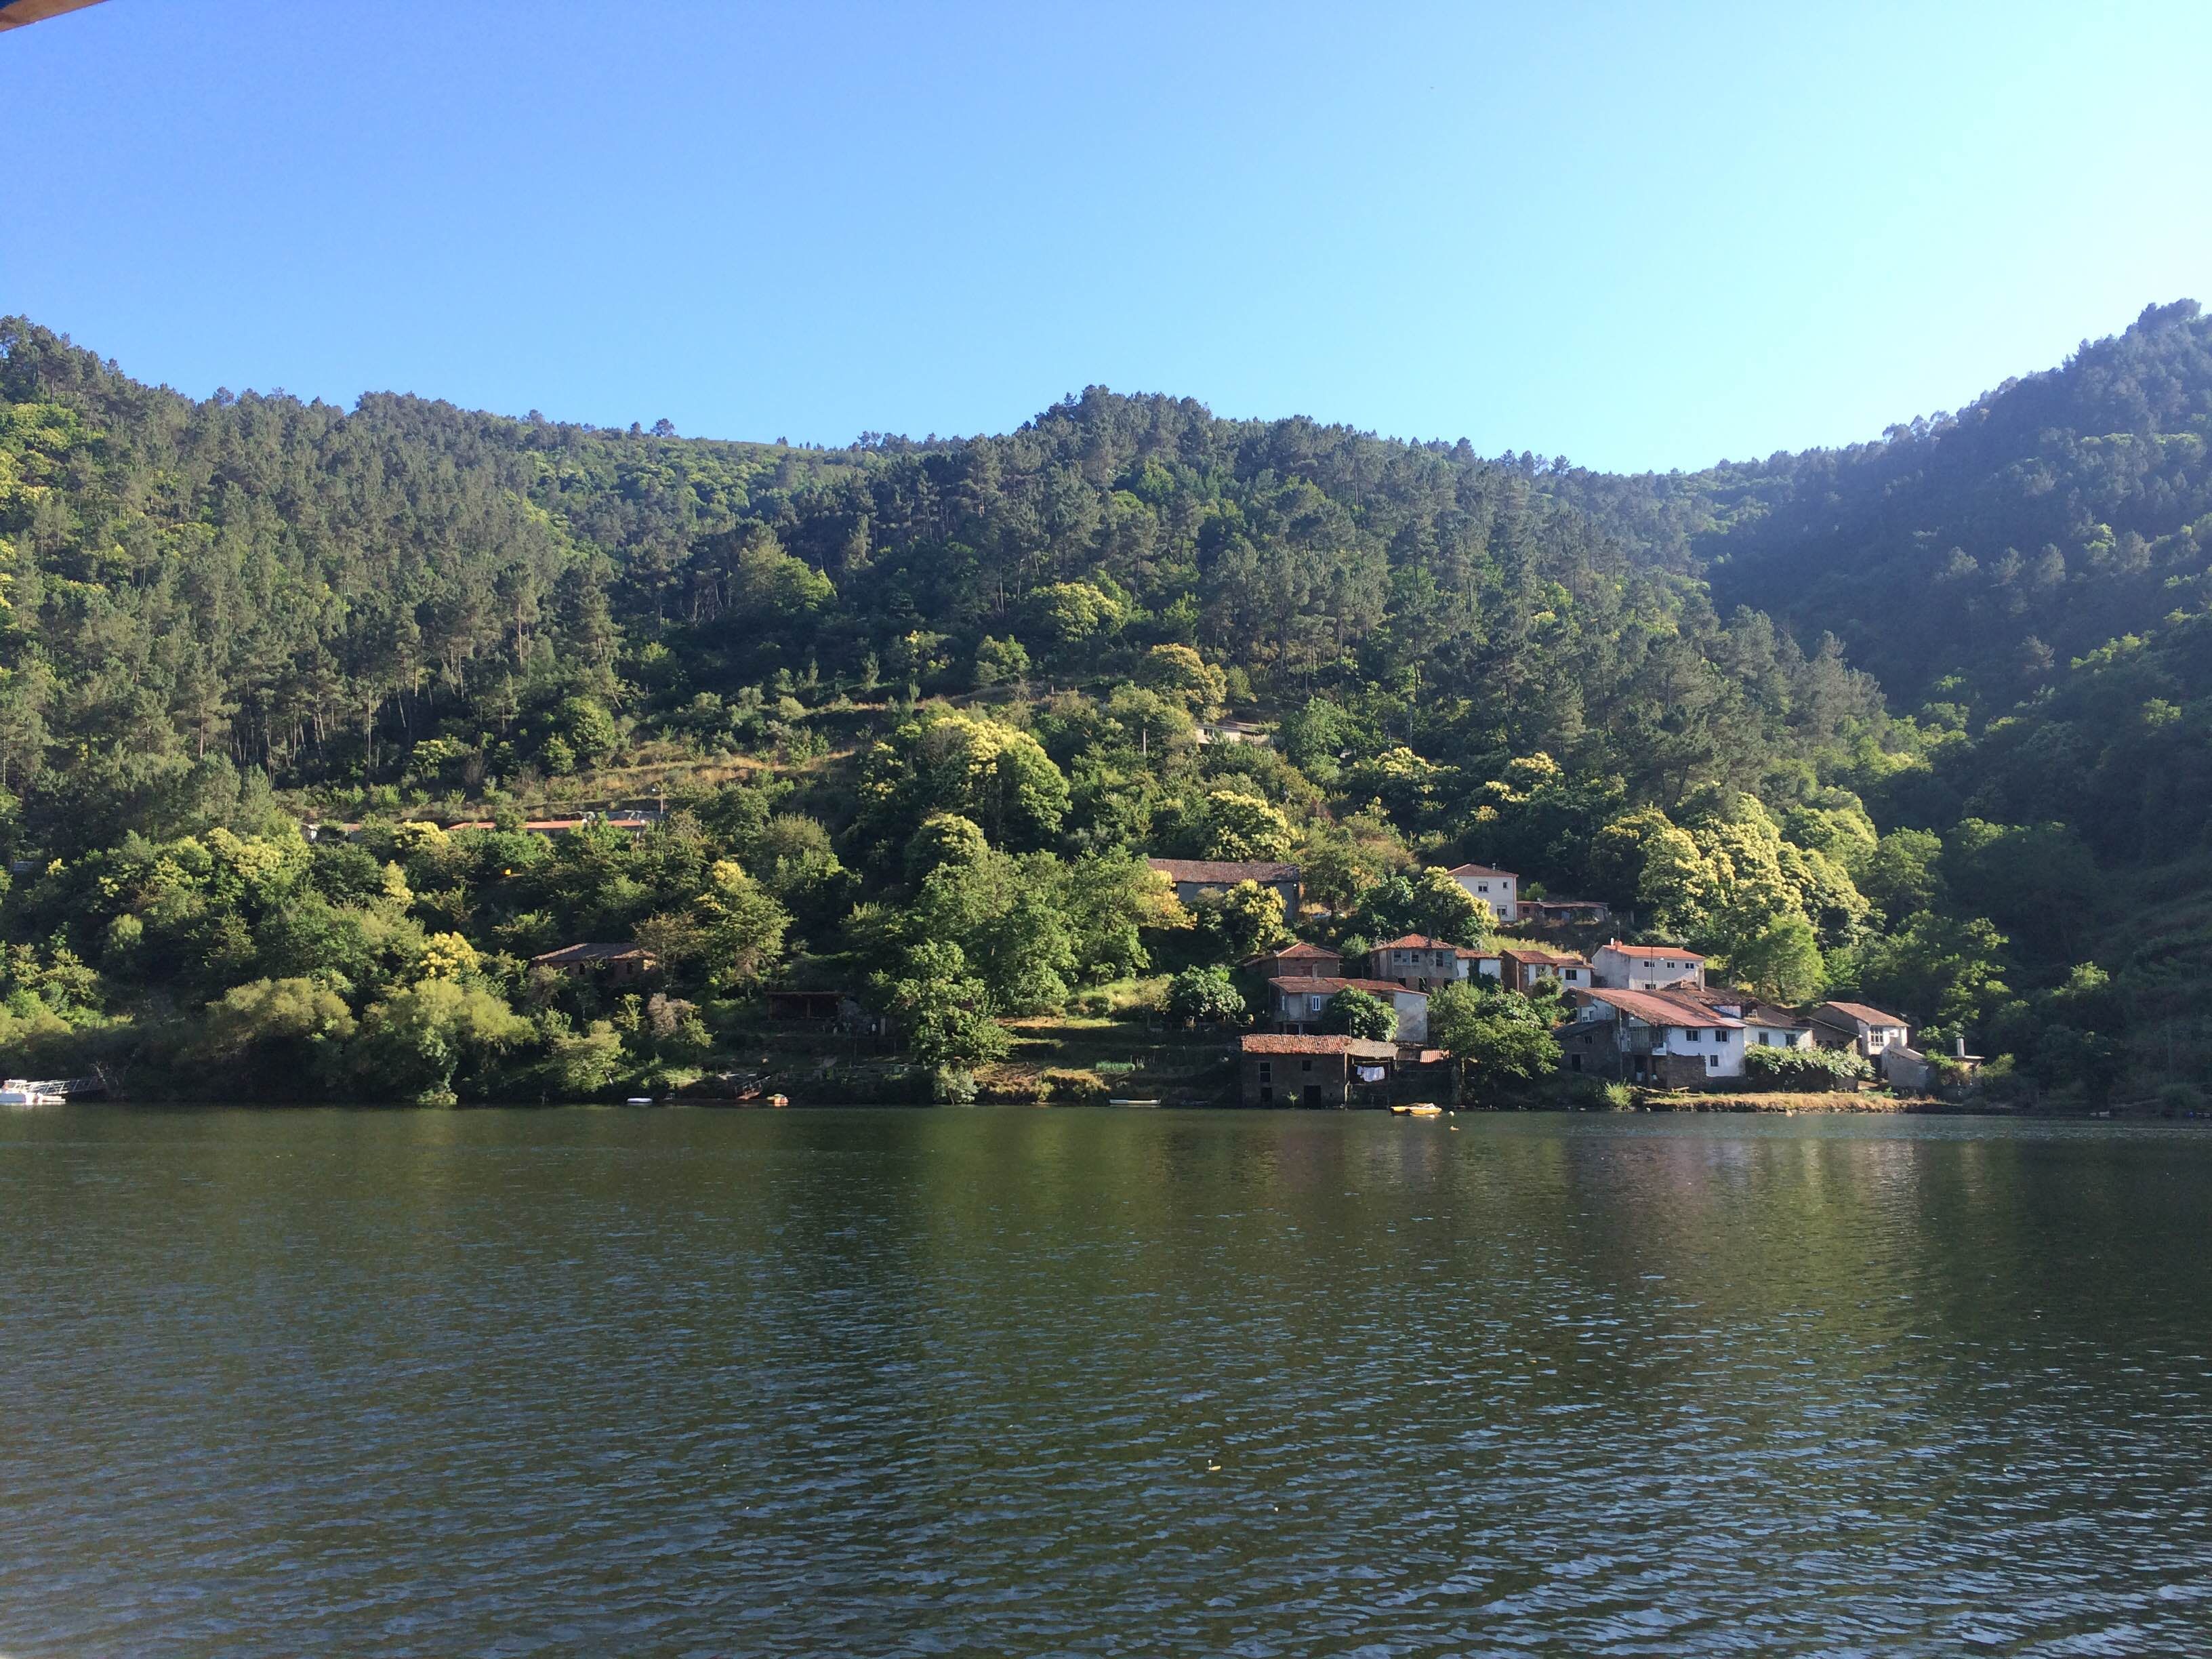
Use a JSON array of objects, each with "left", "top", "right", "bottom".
[{"left": 1, "top": 302, "right": 2206, "bottom": 1105}]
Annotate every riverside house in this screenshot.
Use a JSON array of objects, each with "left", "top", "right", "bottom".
[
  {"left": 1674, "top": 986, "right": 1815, "bottom": 1050},
  {"left": 1240, "top": 1033, "right": 1397, "bottom": 1107},
  {"left": 1267, "top": 976, "right": 1431, "bottom": 1044},
  {"left": 1558, "top": 987, "right": 1746, "bottom": 1086},
  {"left": 1146, "top": 858, "right": 1301, "bottom": 922},
  {"left": 1808, "top": 1001, "right": 1910, "bottom": 1059}
]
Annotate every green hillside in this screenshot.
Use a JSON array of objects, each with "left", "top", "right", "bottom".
[{"left": 1, "top": 306, "right": 2204, "bottom": 1105}]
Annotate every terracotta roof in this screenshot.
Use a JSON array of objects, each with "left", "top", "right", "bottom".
[
  {"left": 1816, "top": 1001, "right": 1907, "bottom": 1029},
  {"left": 1147, "top": 858, "right": 1300, "bottom": 884},
  {"left": 1599, "top": 941, "right": 1706, "bottom": 962},
  {"left": 1264, "top": 941, "right": 1340, "bottom": 959},
  {"left": 1456, "top": 947, "right": 1502, "bottom": 961},
  {"left": 1446, "top": 862, "right": 1516, "bottom": 879},
  {"left": 531, "top": 942, "right": 655, "bottom": 966},
  {"left": 1269, "top": 976, "right": 1426, "bottom": 998},
  {"left": 1501, "top": 947, "right": 1589, "bottom": 967},
  {"left": 1368, "top": 934, "right": 1460, "bottom": 951},
  {"left": 1240, "top": 1034, "right": 1398, "bottom": 1058},
  {"left": 1577, "top": 987, "right": 1742, "bottom": 1029}
]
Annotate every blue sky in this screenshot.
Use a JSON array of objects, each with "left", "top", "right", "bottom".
[{"left": 7, "top": 1, "right": 2209, "bottom": 470}]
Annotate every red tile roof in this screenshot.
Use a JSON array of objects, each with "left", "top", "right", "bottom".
[
  {"left": 1599, "top": 941, "right": 1706, "bottom": 962},
  {"left": 1147, "top": 858, "right": 1300, "bottom": 884},
  {"left": 1446, "top": 862, "right": 1517, "bottom": 879},
  {"left": 1578, "top": 988, "right": 1742, "bottom": 1029},
  {"left": 1269, "top": 976, "right": 1425, "bottom": 998},
  {"left": 1368, "top": 934, "right": 1460, "bottom": 951},
  {"left": 1267, "top": 941, "right": 1340, "bottom": 958},
  {"left": 1240, "top": 1034, "right": 1399, "bottom": 1058}
]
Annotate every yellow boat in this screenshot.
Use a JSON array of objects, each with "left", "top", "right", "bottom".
[{"left": 1392, "top": 1102, "right": 1443, "bottom": 1117}]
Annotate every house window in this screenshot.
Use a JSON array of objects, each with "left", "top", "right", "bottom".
[
  {"left": 1258, "top": 1063, "right": 1273, "bottom": 1083},
  {"left": 1706, "top": 1052, "right": 1719, "bottom": 1068},
  {"left": 1300, "top": 1059, "right": 1313, "bottom": 1073}
]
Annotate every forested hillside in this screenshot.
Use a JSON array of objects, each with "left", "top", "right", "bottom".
[{"left": 1, "top": 306, "right": 2204, "bottom": 1105}]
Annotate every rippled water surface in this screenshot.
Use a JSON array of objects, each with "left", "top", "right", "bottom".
[{"left": 5, "top": 1108, "right": 2212, "bottom": 1656}]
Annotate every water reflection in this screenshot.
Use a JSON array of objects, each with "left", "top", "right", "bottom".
[{"left": 3, "top": 1109, "right": 2210, "bottom": 1656}]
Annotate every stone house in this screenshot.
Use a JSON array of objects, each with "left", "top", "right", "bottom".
[
  {"left": 1517, "top": 898, "right": 1612, "bottom": 929},
  {"left": 1809, "top": 1001, "right": 1910, "bottom": 1059},
  {"left": 1146, "top": 858, "right": 1301, "bottom": 922},
  {"left": 529, "top": 943, "right": 660, "bottom": 983},
  {"left": 1244, "top": 940, "right": 1343, "bottom": 979},
  {"left": 1498, "top": 947, "right": 1593, "bottom": 994},
  {"left": 1361, "top": 935, "right": 1475, "bottom": 991},
  {"left": 1240, "top": 1033, "right": 1397, "bottom": 1107}
]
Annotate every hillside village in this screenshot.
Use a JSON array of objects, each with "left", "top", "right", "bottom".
[
  {"left": 1145, "top": 855, "right": 1953, "bottom": 1108},
  {"left": 504, "top": 823, "right": 1963, "bottom": 1109}
]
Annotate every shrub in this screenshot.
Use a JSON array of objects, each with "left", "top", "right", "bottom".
[
  {"left": 1742, "top": 1044, "right": 1872, "bottom": 1092},
  {"left": 1320, "top": 987, "right": 1396, "bottom": 1041},
  {"left": 1164, "top": 964, "right": 1245, "bottom": 1025},
  {"left": 1042, "top": 1067, "right": 1111, "bottom": 1104}
]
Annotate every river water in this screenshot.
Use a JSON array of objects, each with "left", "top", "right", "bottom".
[{"left": 3, "top": 1107, "right": 2211, "bottom": 1657}]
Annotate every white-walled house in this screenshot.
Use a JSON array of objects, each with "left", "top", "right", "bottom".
[
  {"left": 1445, "top": 863, "right": 1517, "bottom": 924},
  {"left": 1556, "top": 988, "right": 1744, "bottom": 1085},
  {"left": 1268, "top": 976, "right": 1430, "bottom": 1044},
  {"left": 1591, "top": 941, "right": 1706, "bottom": 991},
  {"left": 1684, "top": 989, "right": 1815, "bottom": 1050}
]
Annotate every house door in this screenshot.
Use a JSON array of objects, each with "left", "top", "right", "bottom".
[{"left": 1303, "top": 1084, "right": 1322, "bottom": 1106}]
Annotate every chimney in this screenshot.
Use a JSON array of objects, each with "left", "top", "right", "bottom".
[{"left": 1954, "top": 1036, "right": 1967, "bottom": 1059}]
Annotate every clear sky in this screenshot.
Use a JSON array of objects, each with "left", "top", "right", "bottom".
[{"left": 7, "top": 1, "right": 2209, "bottom": 471}]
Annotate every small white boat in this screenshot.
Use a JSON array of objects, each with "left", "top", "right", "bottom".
[
  {"left": 0, "top": 1084, "right": 64, "bottom": 1107},
  {"left": 1109, "top": 1098, "right": 1162, "bottom": 1108},
  {"left": 624, "top": 1095, "right": 655, "bottom": 1107}
]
